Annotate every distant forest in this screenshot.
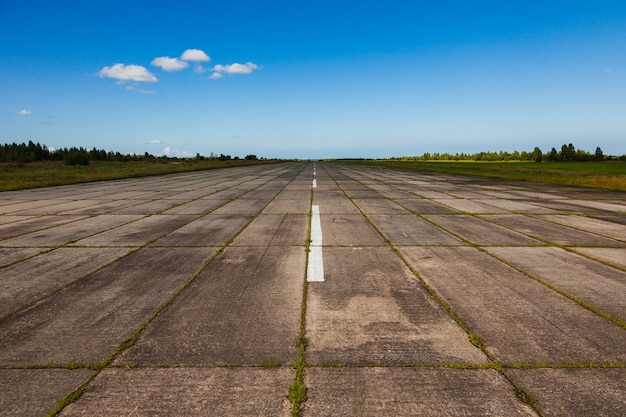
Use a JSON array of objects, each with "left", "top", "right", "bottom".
[
  {"left": 1, "top": 141, "right": 625, "bottom": 165},
  {"left": 390, "top": 143, "right": 625, "bottom": 162},
  {"left": 0, "top": 141, "right": 259, "bottom": 165}
]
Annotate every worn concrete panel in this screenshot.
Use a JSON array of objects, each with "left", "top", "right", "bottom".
[
  {"left": 0, "top": 247, "right": 215, "bottom": 366},
  {"left": 508, "top": 368, "right": 626, "bottom": 417},
  {"left": 116, "top": 246, "right": 305, "bottom": 366},
  {"left": 539, "top": 214, "right": 626, "bottom": 242},
  {"left": 481, "top": 214, "right": 622, "bottom": 246},
  {"left": 572, "top": 247, "right": 626, "bottom": 269},
  {"left": 0, "top": 215, "right": 87, "bottom": 240},
  {"left": 320, "top": 214, "right": 385, "bottom": 246},
  {"left": 232, "top": 214, "right": 308, "bottom": 246},
  {"left": 0, "top": 215, "right": 144, "bottom": 247},
  {"left": 0, "top": 247, "right": 46, "bottom": 267},
  {"left": 432, "top": 198, "right": 507, "bottom": 213},
  {"left": 312, "top": 192, "right": 360, "bottom": 214},
  {"left": 306, "top": 247, "right": 487, "bottom": 365},
  {"left": 401, "top": 246, "right": 626, "bottom": 364},
  {"left": 303, "top": 368, "right": 536, "bottom": 417},
  {"left": 394, "top": 198, "right": 459, "bottom": 214},
  {"left": 369, "top": 214, "right": 463, "bottom": 245},
  {"left": 73, "top": 215, "right": 197, "bottom": 247},
  {"left": 486, "top": 246, "right": 626, "bottom": 321},
  {"left": 0, "top": 247, "right": 130, "bottom": 317},
  {"left": 60, "top": 368, "right": 292, "bottom": 417},
  {"left": 425, "top": 215, "right": 541, "bottom": 245},
  {"left": 151, "top": 214, "right": 250, "bottom": 246},
  {"left": 0, "top": 369, "right": 93, "bottom": 417}
]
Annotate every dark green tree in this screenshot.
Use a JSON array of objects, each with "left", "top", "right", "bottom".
[
  {"left": 532, "top": 147, "right": 543, "bottom": 163},
  {"left": 595, "top": 147, "right": 604, "bottom": 161}
]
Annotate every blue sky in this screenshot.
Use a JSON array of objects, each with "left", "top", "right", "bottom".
[{"left": 1, "top": 1, "right": 625, "bottom": 159}]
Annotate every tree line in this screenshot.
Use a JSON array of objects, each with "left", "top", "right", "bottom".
[
  {"left": 0, "top": 141, "right": 259, "bottom": 166},
  {"left": 392, "top": 143, "right": 625, "bottom": 162}
]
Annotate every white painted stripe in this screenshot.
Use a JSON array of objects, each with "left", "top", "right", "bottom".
[
  {"left": 308, "top": 204, "right": 324, "bottom": 282},
  {"left": 312, "top": 179, "right": 317, "bottom": 188}
]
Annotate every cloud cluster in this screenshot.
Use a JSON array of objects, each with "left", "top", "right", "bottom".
[
  {"left": 151, "top": 56, "right": 188, "bottom": 72},
  {"left": 98, "top": 48, "right": 258, "bottom": 91},
  {"left": 210, "top": 62, "right": 258, "bottom": 79},
  {"left": 17, "top": 109, "right": 32, "bottom": 115},
  {"left": 151, "top": 49, "right": 212, "bottom": 72},
  {"left": 98, "top": 63, "right": 157, "bottom": 83}
]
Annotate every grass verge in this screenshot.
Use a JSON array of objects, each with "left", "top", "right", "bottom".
[
  {"left": 0, "top": 159, "right": 284, "bottom": 191},
  {"left": 339, "top": 160, "right": 626, "bottom": 191}
]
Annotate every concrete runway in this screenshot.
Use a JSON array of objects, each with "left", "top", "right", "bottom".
[{"left": 0, "top": 162, "right": 625, "bottom": 416}]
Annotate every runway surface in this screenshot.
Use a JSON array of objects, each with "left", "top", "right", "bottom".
[{"left": 0, "top": 161, "right": 624, "bottom": 416}]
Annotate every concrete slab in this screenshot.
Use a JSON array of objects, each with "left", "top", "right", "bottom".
[
  {"left": 0, "top": 369, "right": 93, "bottom": 417},
  {"left": 303, "top": 367, "right": 536, "bottom": 417},
  {"left": 409, "top": 190, "right": 455, "bottom": 199},
  {"left": 564, "top": 199, "right": 626, "bottom": 213},
  {"left": 0, "top": 215, "right": 143, "bottom": 247},
  {"left": 151, "top": 214, "right": 250, "bottom": 246},
  {"left": 312, "top": 192, "right": 360, "bottom": 214},
  {"left": 424, "top": 214, "right": 541, "bottom": 245},
  {"left": 320, "top": 214, "right": 385, "bottom": 246},
  {"left": 73, "top": 215, "right": 196, "bottom": 247},
  {"left": 572, "top": 247, "right": 626, "bottom": 269},
  {"left": 17, "top": 200, "right": 113, "bottom": 215},
  {"left": 486, "top": 246, "right": 626, "bottom": 322},
  {"left": 0, "top": 247, "right": 215, "bottom": 366},
  {"left": 263, "top": 193, "right": 311, "bottom": 214},
  {"left": 116, "top": 246, "right": 305, "bottom": 366},
  {"left": 111, "top": 198, "right": 187, "bottom": 215},
  {"left": 523, "top": 199, "right": 604, "bottom": 214},
  {"left": 369, "top": 214, "right": 463, "bottom": 245},
  {"left": 210, "top": 198, "right": 270, "bottom": 216},
  {"left": 394, "top": 198, "right": 459, "bottom": 214},
  {"left": 63, "top": 199, "right": 146, "bottom": 215},
  {"left": 59, "top": 368, "right": 292, "bottom": 417},
  {"left": 0, "top": 247, "right": 46, "bottom": 267},
  {"left": 0, "top": 215, "right": 34, "bottom": 225},
  {"left": 400, "top": 246, "right": 626, "bottom": 364},
  {"left": 538, "top": 214, "right": 626, "bottom": 242},
  {"left": 591, "top": 213, "right": 626, "bottom": 226},
  {"left": 306, "top": 247, "right": 488, "bottom": 365},
  {"left": 351, "top": 197, "right": 411, "bottom": 214},
  {"left": 0, "top": 215, "right": 87, "bottom": 240},
  {"left": 0, "top": 247, "right": 130, "bottom": 318},
  {"left": 474, "top": 198, "right": 560, "bottom": 214},
  {"left": 232, "top": 214, "right": 308, "bottom": 246},
  {"left": 507, "top": 368, "right": 626, "bottom": 417},
  {"left": 0, "top": 199, "right": 67, "bottom": 215},
  {"left": 480, "top": 214, "right": 621, "bottom": 246},
  {"left": 432, "top": 198, "right": 507, "bottom": 213},
  {"left": 160, "top": 198, "right": 229, "bottom": 215}
]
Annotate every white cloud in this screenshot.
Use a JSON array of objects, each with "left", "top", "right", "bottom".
[
  {"left": 125, "top": 85, "right": 156, "bottom": 94},
  {"left": 209, "top": 72, "right": 223, "bottom": 79},
  {"left": 193, "top": 64, "right": 205, "bottom": 73},
  {"left": 213, "top": 62, "right": 258, "bottom": 75},
  {"left": 147, "top": 140, "right": 162, "bottom": 144},
  {"left": 151, "top": 56, "right": 189, "bottom": 72},
  {"left": 98, "top": 63, "right": 157, "bottom": 83},
  {"left": 181, "top": 49, "right": 210, "bottom": 62},
  {"left": 17, "top": 109, "right": 32, "bottom": 115},
  {"left": 163, "top": 146, "right": 171, "bottom": 155}
]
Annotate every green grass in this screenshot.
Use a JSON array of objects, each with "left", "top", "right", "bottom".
[
  {"left": 340, "top": 160, "right": 626, "bottom": 191},
  {"left": 259, "top": 360, "right": 282, "bottom": 367},
  {"left": 0, "top": 159, "right": 282, "bottom": 191}
]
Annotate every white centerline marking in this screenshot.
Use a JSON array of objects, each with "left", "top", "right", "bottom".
[
  {"left": 307, "top": 205, "right": 324, "bottom": 282},
  {"left": 312, "top": 179, "right": 317, "bottom": 188}
]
